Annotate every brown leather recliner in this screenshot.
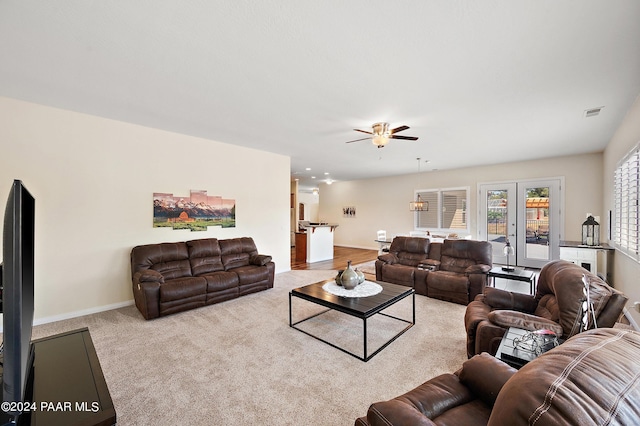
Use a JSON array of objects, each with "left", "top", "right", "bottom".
[
  {"left": 375, "top": 236, "right": 431, "bottom": 290},
  {"left": 464, "top": 259, "right": 627, "bottom": 358},
  {"left": 426, "top": 239, "right": 492, "bottom": 304},
  {"left": 356, "top": 328, "right": 640, "bottom": 426}
]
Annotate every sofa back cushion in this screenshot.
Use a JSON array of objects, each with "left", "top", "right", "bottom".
[
  {"left": 131, "top": 242, "right": 192, "bottom": 280},
  {"left": 187, "top": 238, "right": 224, "bottom": 275},
  {"left": 388, "top": 236, "right": 430, "bottom": 266},
  {"left": 220, "top": 237, "right": 259, "bottom": 270},
  {"left": 440, "top": 239, "right": 492, "bottom": 274}
]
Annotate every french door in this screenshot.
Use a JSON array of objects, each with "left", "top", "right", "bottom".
[{"left": 479, "top": 179, "right": 563, "bottom": 269}]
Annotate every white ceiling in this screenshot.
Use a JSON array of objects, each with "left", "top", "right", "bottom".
[{"left": 2, "top": 1, "right": 640, "bottom": 191}]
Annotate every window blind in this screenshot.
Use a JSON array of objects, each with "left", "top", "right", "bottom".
[
  {"left": 415, "top": 188, "right": 468, "bottom": 231},
  {"left": 614, "top": 144, "right": 640, "bottom": 259}
]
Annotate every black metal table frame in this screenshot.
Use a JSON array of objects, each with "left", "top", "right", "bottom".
[
  {"left": 289, "top": 288, "right": 415, "bottom": 362},
  {"left": 488, "top": 268, "right": 537, "bottom": 294}
]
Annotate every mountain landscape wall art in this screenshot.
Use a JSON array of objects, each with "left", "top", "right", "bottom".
[{"left": 153, "top": 190, "right": 236, "bottom": 231}]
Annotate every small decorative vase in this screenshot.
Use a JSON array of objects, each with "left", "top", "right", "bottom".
[
  {"left": 355, "top": 268, "right": 365, "bottom": 284},
  {"left": 340, "top": 260, "right": 359, "bottom": 290},
  {"left": 335, "top": 270, "right": 344, "bottom": 286}
]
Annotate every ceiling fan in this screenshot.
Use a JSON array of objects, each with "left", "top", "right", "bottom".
[{"left": 346, "top": 122, "right": 418, "bottom": 148}]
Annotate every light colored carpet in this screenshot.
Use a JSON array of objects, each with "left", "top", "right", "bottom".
[
  {"left": 30, "top": 270, "right": 468, "bottom": 425},
  {"left": 352, "top": 260, "right": 376, "bottom": 275}
]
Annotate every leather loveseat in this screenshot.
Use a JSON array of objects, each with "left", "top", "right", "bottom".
[
  {"left": 464, "top": 259, "right": 627, "bottom": 358},
  {"left": 356, "top": 327, "right": 640, "bottom": 426},
  {"left": 376, "top": 237, "right": 492, "bottom": 305},
  {"left": 131, "top": 237, "right": 274, "bottom": 319}
]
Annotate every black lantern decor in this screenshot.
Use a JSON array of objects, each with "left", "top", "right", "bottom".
[{"left": 581, "top": 215, "right": 600, "bottom": 246}]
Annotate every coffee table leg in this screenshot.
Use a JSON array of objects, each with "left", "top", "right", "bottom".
[
  {"left": 363, "top": 318, "right": 367, "bottom": 360},
  {"left": 413, "top": 292, "right": 416, "bottom": 324}
]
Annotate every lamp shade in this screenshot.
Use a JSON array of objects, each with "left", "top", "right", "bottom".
[{"left": 581, "top": 215, "right": 600, "bottom": 246}]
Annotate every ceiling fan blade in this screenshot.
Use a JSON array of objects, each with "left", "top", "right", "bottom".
[
  {"left": 390, "top": 125, "right": 409, "bottom": 134},
  {"left": 353, "top": 129, "right": 373, "bottom": 135},
  {"left": 345, "top": 137, "right": 372, "bottom": 143},
  {"left": 390, "top": 135, "right": 419, "bottom": 141}
]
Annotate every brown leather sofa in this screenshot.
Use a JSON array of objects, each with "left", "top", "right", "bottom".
[
  {"left": 464, "top": 259, "right": 627, "bottom": 358},
  {"left": 376, "top": 237, "right": 492, "bottom": 305},
  {"left": 356, "top": 328, "right": 640, "bottom": 426},
  {"left": 131, "top": 237, "right": 274, "bottom": 319}
]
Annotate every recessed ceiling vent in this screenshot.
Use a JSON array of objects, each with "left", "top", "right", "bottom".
[{"left": 584, "top": 107, "right": 604, "bottom": 118}]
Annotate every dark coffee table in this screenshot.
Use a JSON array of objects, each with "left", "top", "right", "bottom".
[{"left": 289, "top": 279, "right": 415, "bottom": 361}]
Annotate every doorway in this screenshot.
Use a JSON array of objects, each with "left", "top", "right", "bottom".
[{"left": 479, "top": 178, "right": 563, "bottom": 269}]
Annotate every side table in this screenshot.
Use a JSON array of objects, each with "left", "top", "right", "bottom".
[
  {"left": 496, "top": 327, "right": 559, "bottom": 369},
  {"left": 488, "top": 267, "right": 537, "bottom": 294}
]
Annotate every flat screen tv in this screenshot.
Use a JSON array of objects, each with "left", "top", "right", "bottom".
[{"left": 1, "top": 180, "right": 35, "bottom": 421}]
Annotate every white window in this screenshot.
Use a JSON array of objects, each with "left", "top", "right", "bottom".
[
  {"left": 614, "top": 144, "right": 640, "bottom": 260},
  {"left": 414, "top": 187, "right": 469, "bottom": 233}
]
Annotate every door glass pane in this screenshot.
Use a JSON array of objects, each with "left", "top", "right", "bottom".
[
  {"left": 525, "top": 187, "right": 550, "bottom": 261},
  {"left": 487, "top": 190, "right": 508, "bottom": 243},
  {"left": 486, "top": 189, "right": 512, "bottom": 264}
]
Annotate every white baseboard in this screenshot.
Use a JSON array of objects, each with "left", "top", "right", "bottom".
[
  {"left": 32, "top": 300, "right": 135, "bottom": 328},
  {"left": 334, "top": 243, "right": 379, "bottom": 251}
]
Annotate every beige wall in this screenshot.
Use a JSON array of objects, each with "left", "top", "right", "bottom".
[
  {"left": 319, "top": 152, "right": 603, "bottom": 249},
  {"left": 0, "top": 96, "right": 291, "bottom": 324},
  {"left": 603, "top": 94, "right": 640, "bottom": 327}
]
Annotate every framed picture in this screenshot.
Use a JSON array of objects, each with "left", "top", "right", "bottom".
[
  {"left": 153, "top": 190, "right": 236, "bottom": 231},
  {"left": 343, "top": 206, "right": 356, "bottom": 218}
]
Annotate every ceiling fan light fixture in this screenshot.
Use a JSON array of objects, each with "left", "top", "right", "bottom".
[{"left": 372, "top": 134, "right": 389, "bottom": 147}]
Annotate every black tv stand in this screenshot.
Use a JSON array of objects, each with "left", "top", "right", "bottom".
[{"left": 0, "top": 328, "right": 116, "bottom": 425}]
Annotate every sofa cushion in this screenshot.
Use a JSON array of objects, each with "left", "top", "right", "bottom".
[
  {"left": 381, "top": 264, "right": 415, "bottom": 287},
  {"left": 427, "top": 271, "right": 469, "bottom": 294},
  {"left": 233, "top": 265, "right": 270, "bottom": 285},
  {"left": 159, "top": 277, "right": 207, "bottom": 302},
  {"left": 220, "top": 237, "right": 259, "bottom": 270},
  {"left": 131, "top": 242, "right": 192, "bottom": 280},
  {"left": 187, "top": 238, "right": 224, "bottom": 275},
  {"left": 201, "top": 271, "right": 239, "bottom": 292},
  {"left": 387, "top": 236, "right": 430, "bottom": 267},
  {"left": 440, "top": 256, "right": 477, "bottom": 274}
]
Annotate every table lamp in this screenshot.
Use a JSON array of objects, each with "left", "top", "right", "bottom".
[{"left": 502, "top": 239, "right": 515, "bottom": 271}]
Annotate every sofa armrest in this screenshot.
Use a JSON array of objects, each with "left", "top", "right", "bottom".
[
  {"left": 488, "top": 310, "right": 563, "bottom": 335},
  {"left": 133, "top": 280, "right": 161, "bottom": 320},
  {"left": 366, "top": 373, "right": 471, "bottom": 425},
  {"left": 420, "top": 259, "right": 441, "bottom": 271},
  {"left": 483, "top": 287, "right": 537, "bottom": 313},
  {"left": 465, "top": 264, "right": 491, "bottom": 275},
  {"left": 133, "top": 269, "right": 164, "bottom": 284},
  {"left": 250, "top": 254, "right": 272, "bottom": 266},
  {"left": 377, "top": 253, "right": 398, "bottom": 264},
  {"left": 457, "top": 353, "right": 517, "bottom": 407}
]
